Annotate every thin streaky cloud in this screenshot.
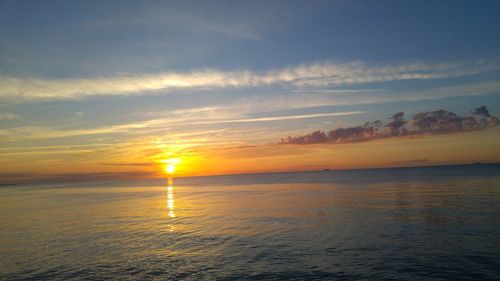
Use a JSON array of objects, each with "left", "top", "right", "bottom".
[
  {"left": 184, "top": 81, "right": 500, "bottom": 116},
  {"left": 254, "top": 81, "right": 500, "bottom": 110},
  {"left": 0, "top": 149, "right": 98, "bottom": 157},
  {"left": 292, "top": 89, "right": 383, "bottom": 93},
  {"left": 0, "top": 112, "right": 19, "bottom": 120},
  {"left": 1, "top": 60, "right": 498, "bottom": 102},
  {"left": 2, "top": 80, "right": 499, "bottom": 143},
  {"left": 188, "top": 111, "right": 365, "bottom": 125},
  {"left": 78, "top": 3, "right": 269, "bottom": 41},
  {"left": 102, "top": 163, "right": 153, "bottom": 167},
  {"left": 0, "top": 111, "right": 362, "bottom": 143},
  {"left": 392, "top": 158, "right": 430, "bottom": 164}
]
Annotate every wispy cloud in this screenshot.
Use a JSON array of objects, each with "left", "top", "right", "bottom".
[
  {"left": 0, "top": 110, "right": 362, "bottom": 143},
  {"left": 1, "top": 59, "right": 498, "bottom": 102},
  {"left": 79, "top": 2, "right": 271, "bottom": 41},
  {"left": 292, "top": 89, "right": 383, "bottom": 94},
  {"left": 257, "top": 81, "right": 500, "bottom": 110},
  {"left": 188, "top": 111, "right": 364, "bottom": 125},
  {"left": 0, "top": 112, "right": 19, "bottom": 120},
  {"left": 0, "top": 118, "right": 168, "bottom": 142},
  {"left": 4, "top": 76, "right": 500, "bottom": 144}
]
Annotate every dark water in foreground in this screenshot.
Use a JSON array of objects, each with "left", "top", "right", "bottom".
[{"left": 1, "top": 165, "right": 500, "bottom": 280}]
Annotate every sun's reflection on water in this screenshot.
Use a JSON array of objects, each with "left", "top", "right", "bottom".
[{"left": 167, "top": 178, "right": 175, "bottom": 218}]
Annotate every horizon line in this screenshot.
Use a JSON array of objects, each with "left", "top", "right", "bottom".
[{"left": 2, "top": 161, "right": 498, "bottom": 186}]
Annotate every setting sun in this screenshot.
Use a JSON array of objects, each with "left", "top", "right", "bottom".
[
  {"left": 161, "top": 158, "right": 181, "bottom": 175},
  {"left": 165, "top": 164, "right": 176, "bottom": 174}
]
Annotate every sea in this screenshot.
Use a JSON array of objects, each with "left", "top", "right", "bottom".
[{"left": 1, "top": 164, "right": 499, "bottom": 280}]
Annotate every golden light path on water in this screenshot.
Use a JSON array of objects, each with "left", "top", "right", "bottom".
[
  {"left": 161, "top": 158, "right": 179, "bottom": 222},
  {"left": 166, "top": 178, "right": 175, "bottom": 219}
]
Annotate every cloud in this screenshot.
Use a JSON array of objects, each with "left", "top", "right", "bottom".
[
  {"left": 0, "top": 112, "right": 19, "bottom": 120},
  {"left": 102, "top": 163, "right": 153, "bottom": 167},
  {"left": 392, "top": 158, "right": 430, "bottom": 164},
  {"left": 188, "top": 111, "right": 364, "bottom": 125},
  {"left": 386, "top": 111, "right": 406, "bottom": 135},
  {"left": 0, "top": 109, "right": 362, "bottom": 144},
  {"left": 1, "top": 59, "right": 498, "bottom": 102},
  {"left": 280, "top": 106, "right": 499, "bottom": 144},
  {"left": 0, "top": 171, "right": 156, "bottom": 185},
  {"left": 79, "top": 1, "right": 277, "bottom": 41},
  {"left": 471, "top": 105, "right": 491, "bottom": 117},
  {"left": 0, "top": 118, "right": 169, "bottom": 143},
  {"left": 268, "top": 81, "right": 500, "bottom": 110}
]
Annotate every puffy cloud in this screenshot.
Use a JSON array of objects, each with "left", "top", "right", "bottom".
[
  {"left": 410, "top": 106, "right": 498, "bottom": 133},
  {"left": 283, "top": 120, "right": 384, "bottom": 144},
  {"left": 280, "top": 106, "right": 498, "bottom": 145},
  {"left": 386, "top": 111, "right": 407, "bottom": 136},
  {"left": 471, "top": 105, "right": 491, "bottom": 117},
  {"left": 282, "top": 130, "right": 329, "bottom": 145},
  {"left": 410, "top": 109, "right": 466, "bottom": 133}
]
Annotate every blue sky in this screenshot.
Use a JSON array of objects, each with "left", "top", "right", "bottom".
[
  {"left": 1, "top": 0, "right": 500, "bottom": 180},
  {"left": 2, "top": 0, "right": 500, "bottom": 77}
]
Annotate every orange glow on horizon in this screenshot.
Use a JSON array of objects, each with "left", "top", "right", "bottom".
[{"left": 3, "top": 128, "right": 499, "bottom": 184}]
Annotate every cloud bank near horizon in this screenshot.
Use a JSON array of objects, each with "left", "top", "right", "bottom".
[
  {"left": 280, "top": 106, "right": 499, "bottom": 145},
  {"left": 1, "top": 59, "right": 498, "bottom": 102}
]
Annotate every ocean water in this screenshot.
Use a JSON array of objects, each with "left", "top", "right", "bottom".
[{"left": 1, "top": 165, "right": 499, "bottom": 280}]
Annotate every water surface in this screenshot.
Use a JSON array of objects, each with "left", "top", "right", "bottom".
[{"left": 1, "top": 165, "right": 499, "bottom": 280}]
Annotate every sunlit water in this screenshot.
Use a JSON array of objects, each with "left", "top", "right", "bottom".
[{"left": 1, "top": 165, "right": 500, "bottom": 280}]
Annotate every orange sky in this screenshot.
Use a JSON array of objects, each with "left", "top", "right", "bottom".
[
  {"left": 2, "top": 127, "right": 498, "bottom": 184},
  {"left": 171, "top": 127, "right": 500, "bottom": 176}
]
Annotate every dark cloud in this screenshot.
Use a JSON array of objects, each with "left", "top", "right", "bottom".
[
  {"left": 471, "top": 105, "right": 491, "bottom": 117},
  {"left": 387, "top": 111, "right": 406, "bottom": 134},
  {"left": 410, "top": 109, "right": 465, "bottom": 133},
  {"left": 282, "top": 130, "right": 328, "bottom": 144},
  {"left": 280, "top": 106, "right": 498, "bottom": 145},
  {"left": 392, "top": 158, "right": 430, "bottom": 164},
  {"left": 0, "top": 171, "right": 156, "bottom": 185},
  {"left": 103, "top": 163, "right": 153, "bottom": 167}
]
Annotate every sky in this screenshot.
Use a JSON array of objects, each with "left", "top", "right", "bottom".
[{"left": 1, "top": 0, "right": 500, "bottom": 183}]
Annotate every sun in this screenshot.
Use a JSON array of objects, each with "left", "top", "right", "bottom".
[
  {"left": 161, "top": 158, "right": 181, "bottom": 175},
  {"left": 166, "top": 163, "right": 176, "bottom": 174}
]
